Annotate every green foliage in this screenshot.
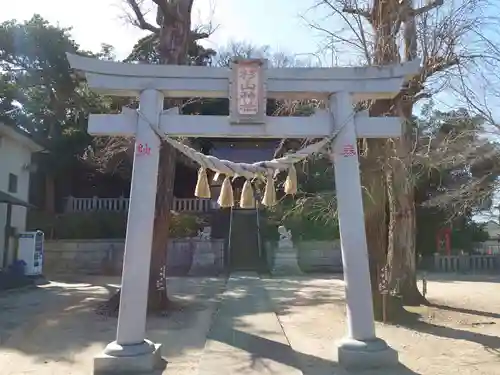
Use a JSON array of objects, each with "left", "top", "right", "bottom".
[
  {"left": 27, "top": 211, "right": 206, "bottom": 240},
  {"left": 265, "top": 194, "right": 340, "bottom": 243},
  {"left": 416, "top": 212, "right": 490, "bottom": 256},
  {"left": 264, "top": 153, "right": 340, "bottom": 242},
  {"left": 414, "top": 106, "right": 498, "bottom": 254},
  {"left": 27, "top": 211, "right": 127, "bottom": 239},
  {"left": 169, "top": 212, "right": 207, "bottom": 238},
  {"left": 125, "top": 31, "right": 216, "bottom": 65},
  {"left": 414, "top": 106, "right": 500, "bottom": 213},
  {"left": 0, "top": 15, "right": 116, "bottom": 177},
  {"left": 451, "top": 219, "right": 489, "bottom": 252}
]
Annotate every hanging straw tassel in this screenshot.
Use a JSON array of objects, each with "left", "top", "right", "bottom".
[
  {"left": 218, "top": 176, "right": 234, "bottom": 208},
  {"left": 195, "top": 168, "right": 211, "bottom": 198},
  {"left": 284, "top": 164, "right": 298, "bottom": 195},
  {"left": 240, "top": 180, "right": 255, "bottom": 209},
  {"left": 262, "top": 174, "right": 277, "bottom": 207}
]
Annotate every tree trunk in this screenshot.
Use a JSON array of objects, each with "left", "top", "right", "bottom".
[
  {"left": 148, "top": 143, "right": 176, "bottom": 312},
  {"left": 96, "top": 0, "right": 195, "bottom": 316},
  {"left": 362, "top": 0, "right": 404, "bottom": 320},
  {"left": 361, "top": 145, "right": 387, "bottom": 321},
  {"left": 147, "top": 0, "right": 194, "bottom": 312},
  {"left": 387, "top": 109, "right": 426, "bottom": 307},
  {"left": 386, "top": 6, "right": 427, "bottom": 307}
]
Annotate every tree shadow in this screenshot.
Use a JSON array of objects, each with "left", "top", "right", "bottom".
[
  {"left": 429, "top": 303, "right": 500, "bottom": 320},
  {"left": 197, "top": 274, "right": 421, "bottom": 375},
  {"left": 0, "top": 276, "right": 227, "bottom": 373},
  {"left": 0, "top": 277, "right": 120, "bottom": 366},
  {"left": 208, "top": 326, "right": 420, "bottom": 375},
  {"left": 261, "top": 274, "right": 345, "bottom": 316},
  {"left": 0, "top": 272, "right": 446, "bottom": 374},
  {"left": 422, "top": 272, "right": 500, "bottom": 283},
  {"left": 397, "top": 310, "right": 500, "bottom": 357}
]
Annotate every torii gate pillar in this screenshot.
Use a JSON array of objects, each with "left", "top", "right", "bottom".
[
  {"left": 94, "top": 89, "right": 165, "bottom": 374},
  {"left": 330, "top": 93, "right": 398, "bottom": 367}
]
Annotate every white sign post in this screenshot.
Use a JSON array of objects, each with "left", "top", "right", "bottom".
[{"left": 67, "top": 53, "right": 419, "bottom": 374}]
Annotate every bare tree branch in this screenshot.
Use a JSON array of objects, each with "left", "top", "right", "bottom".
[
  {"left": 125, "top": 0, "right": 160, "bottom": 32},
  {"left": 413, "top": 0, "right": 444, "bottom": 16},
  {"left": 151, "top": 0, "right": 169, "bottom": 21},
  {"left": 342, "top": 6, "right": 372, "bottom": 22}
]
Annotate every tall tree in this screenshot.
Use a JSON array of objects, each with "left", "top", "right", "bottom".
[
  {"left": 121, "top": 0, "right": 213, "bottom": 312},
  {"left": 0, "top": 15, "right": 112, "bottom": 212},
  {"left": 307, "top": 0, "right": 499, "bottom": 318}
]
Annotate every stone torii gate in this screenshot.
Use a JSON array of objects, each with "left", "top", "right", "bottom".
[{"left": 67, "top": 53, "right": 419, "bottom": 374}]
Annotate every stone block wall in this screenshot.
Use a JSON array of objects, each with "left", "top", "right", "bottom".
[
  {"left": 43, "top": 238, "right": 225, "bottom": 276},
  {"left": 266, "top": 240, "right": 343, "bottom": 273},
  {"left": 43, "top": 239, "right": 125, "bottom": 275}
]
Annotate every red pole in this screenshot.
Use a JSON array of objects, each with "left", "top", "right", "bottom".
[{"left": 445, "top": 228, "right": 451, "bottom": 255}]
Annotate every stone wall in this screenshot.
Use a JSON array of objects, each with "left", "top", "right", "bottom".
[
  {"left": 43, "top": 238, "right": 225, "bottom": 276},
  {"left": 43, "top": 239, "right": 125, "bottom": 275},
  {"left": 297, "top": 240, "right": 343, "bottom": 272},
  {"left": 267, "top": 240, "right": 343, "bottom": 273}
]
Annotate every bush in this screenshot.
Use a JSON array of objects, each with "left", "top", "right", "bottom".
[
  {"left": 261, "top": 194, "right": 341, "bottom": 244},
  {"left": 27, "top": 210, "right": 207, "bottom": 240}
]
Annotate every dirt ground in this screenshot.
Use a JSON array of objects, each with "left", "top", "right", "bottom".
[
  {"left": 264, "top": 273, "right": 500, "bottom": 375},
  {"left": 0, "top": 273, "right": 499, "bottom": 375}
]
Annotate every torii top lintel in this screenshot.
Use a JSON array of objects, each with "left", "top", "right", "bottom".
[{"left": 66, "top": 53, "right": 420, "bottom": 102}]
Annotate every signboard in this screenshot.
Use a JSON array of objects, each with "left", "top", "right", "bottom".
[{"left": 229, "top": 59, "right": 267, "bottom": 124}]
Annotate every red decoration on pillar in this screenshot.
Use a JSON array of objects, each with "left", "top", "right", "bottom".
[
  {"left": 136, "top": 143, "right": 151, "bottom": 156},
  {"left": 341, "top": 144, "right": 357, "bottom": 157}
]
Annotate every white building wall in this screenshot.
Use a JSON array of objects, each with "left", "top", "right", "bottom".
[{"left": 0, "top": 133, "right": 34, "bottom": 267}]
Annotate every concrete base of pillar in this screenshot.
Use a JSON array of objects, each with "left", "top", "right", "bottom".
[
  {"left": 337, "top": 337, "right": 398, "bottom": 370},
  {"left": 272, "top": 247, "right": 302, "bottom": 276},
  {"left": 188, "top": 241, "right": 215, "bottom": 276},
  {"left": 94, "top": 340, "right": 164, "bottom": 374}
]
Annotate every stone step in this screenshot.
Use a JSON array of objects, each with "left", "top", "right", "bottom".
[{"left": 198, "top": 272, "right": 303, "bottom": 375}]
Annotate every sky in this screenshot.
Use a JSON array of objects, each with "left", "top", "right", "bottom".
[
  {"left": 1, "top": 0, "right": 320, "bottom": 60},
  {"left": 3, "top": 0, "right": 496, "bottom": 111}
]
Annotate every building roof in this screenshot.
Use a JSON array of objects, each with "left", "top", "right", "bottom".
[
  {"left": 0, "top": 190, "right": 33, "bottom": 207},
  {"left": 210, "top": 140, "right": 278, "bottom": 163},
  {"left": 0, "top": 122, "right": 44, "bottom": 153}
]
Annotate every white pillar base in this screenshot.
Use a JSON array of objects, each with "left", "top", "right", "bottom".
[
  {"left": 337, "top": 337, "right": 398, "bottom": 370},
  {"left": 94, "top": 340, "right": 164, "bottom": 374}
]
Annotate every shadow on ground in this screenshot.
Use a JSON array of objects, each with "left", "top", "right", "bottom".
[
  {"left": 203, "top": 274, "right": 421, "bottom": 375},
  {"left": 421, "top": 272, "right": 500, "bottom": 283},
  {"left": 396, "top": 308, "right": 500, "bottom": 357},
  {"left": 429, "top": 303, "right": 500, "bottom": 320},
  {"left": 5, "top": 272, "right": 495, "bottom": 374},
  {"left": 0, "top": 276, "right": 120, "bottom": 365},
  {"left": 0, "top": 276, "right": 222, "bottom": 364},
  {"left": 209, "top": 326, "right": 420, "bottom": 375},
  {"left": 262, "top": 274, "right": 345, "bottom": 316}
]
